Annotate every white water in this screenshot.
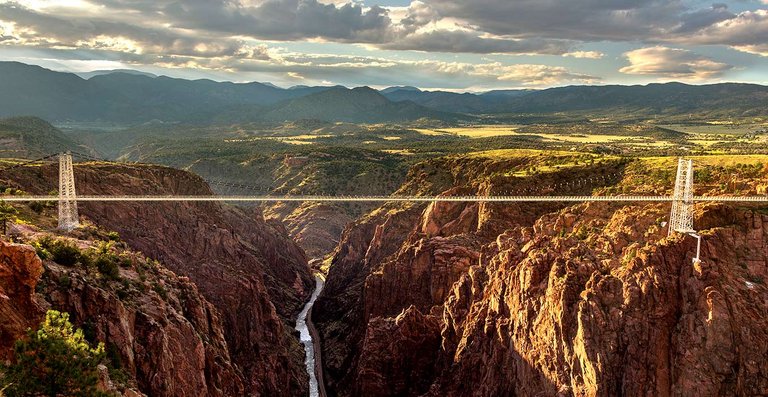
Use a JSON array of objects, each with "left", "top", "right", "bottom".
[{"left": 296, "top": 274, "right": 325, "bottom": 397}]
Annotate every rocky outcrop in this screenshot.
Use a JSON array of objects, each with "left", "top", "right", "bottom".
[
  {"left": 4, "top": 162, "right": 314, "bottom": 396},
  {"left": 43, "top": 242, "right": 245, "bottom": 396},
  {"left": 356, "top": 306, "right": 442, "bottom": 396},
  {"left": 266, "top": 202, "right": 353, "bottom": 259},
  {"left": 0, "top": 236, "right": 244, "bottom": 396},
  {"left": 421, "top": 203, "right": 768, "bottom": 396},
  {"left": 0, "top": 241, "right": 43, "bottom": 360},
  {"left": 314, "top": 155, "right": 768, "bottom": 397}
]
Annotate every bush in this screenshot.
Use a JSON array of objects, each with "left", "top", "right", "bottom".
[
  {"left": 94, "top": 255, "right": 120, "bottom": 280},
  {"left": 57, "top": 274, "right": 72, "bottom": 289},
  {"left": 0, "top": 310, "right": 109, "bottom": 397},
  {"left": 28, "top": 201, "right": 45, "bottom": 214},
  {"left": 31, "top": 240, "right": 51, "bottom": 260},
  {"left": 38, "top": 238, "right": 82, "bottom": 267},
  {"left": 152, "top": 283, "right": 168, "bottom": 300},
  {"left": 89, "top": 241, "right": 121, "bottom": 280}
]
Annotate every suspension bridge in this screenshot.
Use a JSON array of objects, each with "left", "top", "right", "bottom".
[{"left": 1, "top": 152, "right": 766, "bottom": 262}]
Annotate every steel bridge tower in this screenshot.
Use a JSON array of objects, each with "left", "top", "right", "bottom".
[
  {"left": 669, "top": 158, "right": 694, "bottom": 235},
  {"left": 58, "top": 152, "right": 79, "bottom": 231},
  {"left": 668, "top": 158, "right": 701, "bottom": 264}
]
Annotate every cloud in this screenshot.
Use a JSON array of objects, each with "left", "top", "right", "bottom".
[
  {"left": 420, "top": 0, "right": 768, "bottom": 56},
  {"left": 472, "top": 63, "right": 600, "bottom": 86},
  {"left": 672, "top": 3, "right": 735, "bottom": 34},
  {"left": 397, "top": 1, "right": 438, "bottom": 32},
  {"left": 426, "top": 0, "right": 686, "bottom": 41},
  {"left": 0, "top": 0, "right": 584, "bottom": 56},
  {"left": 0, "top": 3, "right": 277, "bottom": 60},
  {"left": 0, "top": 0, "right": 765, "bottom": 88},
  {"left": 674, "top": 9, "right": 768, "bottom": 56},
  {"left": 563, "top": 51, "right": 604, "bottom": 59},
  {"left": 732, "top": 44, "right": 768, "bottom": 56},
  {"left": 156, "top": 0, "right": 394, "bottom": 42},
  {"left": 379, "top": 30, "right": 573, "bottom": 54},
  {"left": 619, "top": 46, "right": 733, "bottom": 80}
]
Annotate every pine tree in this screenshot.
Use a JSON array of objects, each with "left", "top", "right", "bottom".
[
  {"left": 0, "top": 201, "right": 17, "bottom": 235},
  {"left": 0, "top": 310, "right": 109, "bottom": 397}
]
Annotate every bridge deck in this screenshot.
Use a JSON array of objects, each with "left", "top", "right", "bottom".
[{"left": 1, "top": 195, "right": 767, "bottom": 202}]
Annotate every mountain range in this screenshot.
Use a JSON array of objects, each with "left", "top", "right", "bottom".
[{"left": 1, "top": 61, "right": 767, "bottom": 124}]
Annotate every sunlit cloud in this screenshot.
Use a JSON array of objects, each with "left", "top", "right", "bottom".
[
  {"left": 620, "top": 46, "right": 733, "bottom": 80},
  {"left": 563, "top": 51, "right": 605, "bottom": 59}
]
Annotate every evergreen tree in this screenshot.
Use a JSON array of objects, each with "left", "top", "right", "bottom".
[
  {"left": 0, "top": 310, "right": 109, "bottom": 397},
  {"left": 0, "top": 201, "right": 17, "bottom": 235}
]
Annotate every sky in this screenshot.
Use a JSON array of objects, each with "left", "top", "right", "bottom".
[{"left": 0, "top": 0, "right": 767, "bottom": 91}]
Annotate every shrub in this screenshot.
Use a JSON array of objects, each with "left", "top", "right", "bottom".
[
  {"left": 88, "top": 242, "right": 121, "bottom": 280},
  {"left": 31, "top": 239, "right": 51, "bottom": 260},
  {"left": 748, "top": 274, "right": 765, "bottom": 285},
  {"left": 0, "top": 310, "right": 109, "bottom": 397},
  {"left": 28, "top": 201, "right": 45, "bottom": 214},
  {"left": 94, "top": 255, "right": 120, "bottom": 280},
  {"left": 57, "top": 274, "right": 72, "bottom": 289},
  {"left": 40, "top": 238, "right": 82, "bottom": 267},
  {"left": 152, "top": 283, "right": 168, "bottom": 300}
]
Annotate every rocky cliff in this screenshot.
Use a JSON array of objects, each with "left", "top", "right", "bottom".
[
  {"left": 3, "top": 162, "right": 314, "bottom": 396},
  {"left": 0, "top": 240, "right": 43, "bottom": 360},
  {"left": 0, "top": 233, "right": 244, "bottom": 396},
  {"left": 313, "top": 153, "right": 768, "bottom": 396}
]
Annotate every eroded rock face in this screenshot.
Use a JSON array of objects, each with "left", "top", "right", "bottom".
[
  {"left": 266, "top": 202, "right": 353, "bottom": 259},
  {"left": 425, "top": 203, "right": 768, "bottom": 396},
  {"left": 315, "top": 155, "right": 768, "bottom": 397},
  {"left": 0, "top": 241, "right": 43, "bottom": 360},
  {"left": 0, "top": 237, "right": 244, "bottom": 396},
  {"left": 41, "top": 251, "right": 245, "bottom": 396},
  {"left": 5, "top": 163, "right": 314, "bottom": 396}
]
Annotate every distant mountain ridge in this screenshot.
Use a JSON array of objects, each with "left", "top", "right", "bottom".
[
  {"left": 1, "top": 61, "right": 767, "bottom": 124},
  {"left": 76, "top": 69, "right": 158, "bottom": 79},
  {"left": 259, "top": 86, "right": 458, "bottom": 123},
  {"left": 0, "top": 62, "right": 323, "bottom": 123},
  {"left": 380, "top": 83, "right": 768, "bottom": 116},
  {"left": 0, "top": 116, "right": 84, "bottom": 158}
]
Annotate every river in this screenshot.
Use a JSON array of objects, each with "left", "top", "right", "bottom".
[{"left": 296, "top": 274, "right": 326, "bottom": 397}]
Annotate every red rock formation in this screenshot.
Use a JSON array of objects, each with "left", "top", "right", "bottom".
[
  {"left": 0, "top": 241, "right": 43, "bottom": 360},
  {"left": 315, "top": 156, "right": 768, "bottom": 397},
  {"left": 267, "top": 202, "right": 353, "bottom": 259},
  {"left": 3, "top": 163, "right": 314, "bottom": 396},
  {"left": 0, "top": 237, "right": 244, "bottom": 396}
]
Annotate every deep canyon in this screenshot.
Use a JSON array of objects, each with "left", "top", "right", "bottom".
[{"left": 1, "top": 153, "right": 767, "bottom": 396}]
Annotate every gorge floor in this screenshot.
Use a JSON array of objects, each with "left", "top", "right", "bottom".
[{"left": 296, "top": 273, "right": 327, "bottom": 397}]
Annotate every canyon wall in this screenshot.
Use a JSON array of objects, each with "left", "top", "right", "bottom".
[
  {"left": 0, "top": 236, "right": 244, "bottom": 396},
  {"left": 314, "top": 155, "right": 768, "bottom": 396},
  {"left": 4, "top": 162, "right": 314, "bottom": 396}
]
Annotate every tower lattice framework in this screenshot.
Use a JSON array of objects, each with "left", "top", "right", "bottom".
[
  {"left": 669, "top": 158, "right": 694, "bottom": 235},
  {"left": 58, "top": 152, "right": 79, "bottom": 231}
]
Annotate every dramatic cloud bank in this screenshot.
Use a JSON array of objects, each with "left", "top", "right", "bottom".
[{"left": 0, "top": 0, "right": 766, "bottom": 88}]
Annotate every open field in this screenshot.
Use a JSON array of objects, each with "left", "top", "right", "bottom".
[
  {"left": 415, "top": 126, "right": 524, "bottom": 138},
  {"left": 640, "top": 154, "right": 768, "bottom": 168},
  {"left": 417, "top": 125, "right": 675, "bottom": 146},
  {"left": 660, "top": 123, "right": 768, "bottom": 135}
]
